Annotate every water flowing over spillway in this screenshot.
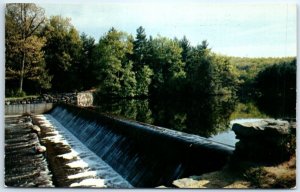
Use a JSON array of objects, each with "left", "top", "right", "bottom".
[
  {"left": 40, "top": 104, "right": 234, "bottom": 187},
  {"left": 34, "top": 114, "right": 132, "bottom": 188}
]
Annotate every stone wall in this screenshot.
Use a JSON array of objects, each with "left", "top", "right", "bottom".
[
  {"left": 5, "top": 91, "right": 94, "bottom": 107},
  {"left": 77, "top": 91, "right": 93, "bottom": 107}
]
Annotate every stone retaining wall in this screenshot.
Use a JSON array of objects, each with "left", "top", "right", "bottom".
[{"left": 5, "top": 91, "right": 94, "bottom": 107}]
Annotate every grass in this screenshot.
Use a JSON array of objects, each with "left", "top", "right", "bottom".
[{"left": 5, "top": 95, "right": 39, "bottom": 101}]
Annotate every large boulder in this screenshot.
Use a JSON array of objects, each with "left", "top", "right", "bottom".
[
  {"left": 232, "top": 119, "right": 295, "bottom": 163},
  {"left": 232, "top": 119, "right": 290, "bottom": 139}
]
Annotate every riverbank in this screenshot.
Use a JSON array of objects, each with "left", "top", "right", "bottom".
[
  {"left": 172, "top": 154, "right": 296, "bottom": 189},
  {"left": 172, "top": 119, "right": 296, "bottom": 189}
]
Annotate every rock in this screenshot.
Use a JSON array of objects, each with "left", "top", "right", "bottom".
[
  {"left": 35, "top": 145, "right": 46, "bottom": 153},
  {"left": 289, "top": 122, "right": 296, "bottom": 135},
  {"left": 232, "top": 119, "right": 294, "bottom": 163},
  {"left": 173, "top": 177, "right": 203, "bottom": 188},
  {"left": 77, "top": 91, "right": 93, "bottom": 106},
  {"left": 24, "top": 116, "right": 32, "bottom": 123},
  {"left": 25, "top": 122, "right": 33, "bottom": 127},
  {"left": 31, "top": 125, "right": 41, "bottom": 133},
  {"left": 232, "top": 119, "right": 290, "bottom": 138},
  {"left": 156, "top": 185, "right": 168, "bottom": 188}
]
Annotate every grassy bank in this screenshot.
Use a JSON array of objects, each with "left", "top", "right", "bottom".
[{"left": 5, "top": 95, "right": 39, "bottom": 101}]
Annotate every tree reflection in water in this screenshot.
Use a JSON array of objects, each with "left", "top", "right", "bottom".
[{"left": 93, "top": 94, "right": 295, "bottom": 138}]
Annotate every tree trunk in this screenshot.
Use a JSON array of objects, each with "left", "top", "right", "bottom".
[
  {"left": 19, "top": 52, "right": 25, "bottom": 92},
  {"left": 19, "top": 4, "right": 26, "bottom": 93}
]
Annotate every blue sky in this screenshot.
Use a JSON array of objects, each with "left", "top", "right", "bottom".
[{"left": 40, "top": 2, "right": 296, "bottom": 57}]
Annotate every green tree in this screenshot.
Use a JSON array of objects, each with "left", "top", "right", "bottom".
[
  {"left": 94, "top": 28, "right": 136, "bottom": 97},
  {"left": 186, "top": 41, "right": 212, "bottom": 94},
  {"left": 147, "top": 36, "right": 186, "bottom": 95},
  {"left": 210, "top": 54, "right": 239, "bottom": 95},
  {"left": 120, "top": 61, "right": 137, "bottom": 97},
  {"left": 255, "top": 59, "right": 296, "bottom": 97},
  {"left": 186, "top": 41, "right": 238, "bottom": 95},
  {"left": 5, "top": 3, "right": 51, "bottom": 95},
  {"left": 135, "top": 65, "right": 153, "bottom": 96},
  {"left": 132, "top": 26, "right": 148, "bottom": 70},
  {"left": 132, "top": 26, "right": 153, "bottom": 96},
  {"left": 228, "top": 56, "right": 295, "bottom": 96},
  {"left": 42, "top": 15, "right": 82, "bottom": 92},
  {"left": 77, "top": 33, "right": 97, "bottom": 90},
  {"left": 178, "top": 35, "right": 191, "bottom": 64}
]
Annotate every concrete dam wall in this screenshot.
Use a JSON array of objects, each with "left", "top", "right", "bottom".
[{"left": 42, "top": 104, "right": 234, "bottom": 187}]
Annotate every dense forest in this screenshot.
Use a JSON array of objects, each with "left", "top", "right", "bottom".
[{"left": 5, "top": 3, "right": 296, "bottom": 100}]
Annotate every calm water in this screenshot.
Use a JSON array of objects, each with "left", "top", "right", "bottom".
[{"left": 93, "top": 95, "right": 296, "bottom": 146}]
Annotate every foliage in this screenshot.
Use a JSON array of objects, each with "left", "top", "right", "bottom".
[
  {"left": 94, "top": 95, "right": 237, "bottom": 137},
  {"left": 42, "top": 15, "right": 82, "bottom": 92},
  {"left": 5, "top": 89, "right": 26, "bottom": 98},
  {"left": 250, "top": 59, "right": 297, "bottom": 118},
  {"left": 5, "top": 3, "right": 51, "bottom": 94},
  {"left": 5, "top": 4, "right": 294, "bottom": 100},
  {"left": 93, "top": 98, "right": 154, "bottom": 124},
  {"left": 94, "top": 28, "right": 135, "bottom": 97},
  {"left": 77, "top": 33, "right": 97, "bottom": 90},
  {"left": 178, "top": 36, "right": 191, "bottom": 64},
  {"left": 135, "top": 65, "right": 153, "bottom": 96},
  {"left": 186, "top": 41, "right": 239, "bottom": 95},
  {"left": 132, "top": 26, "right": 153, "bottom": 96},
  {"left": 147, "top": 36, "right": 186, "bottom": 95},
  {"left": 228, "top": 56, "right": 295, "bottom": 96},
  {"left": 255, "top": 59, "right": 296, "bottom": 97},
  {"left": 229, "top": 102, "right": 269, "bottom": 120}
]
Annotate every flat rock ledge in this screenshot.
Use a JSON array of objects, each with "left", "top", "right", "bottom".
[
  {"left": 232, "top": 119, "right": 291, "bottom": 138},
  {"left": 232, "top": 119, "right": 296, "bottom": 163},
  {"left": 5, "top": 115, "right": 53, "bottom": 187}
]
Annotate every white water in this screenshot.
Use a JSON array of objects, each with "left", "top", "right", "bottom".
[{"left": 35, "top": 114, "right": 132, "bottom": 188}]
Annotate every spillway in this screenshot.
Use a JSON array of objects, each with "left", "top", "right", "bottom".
[{"left": 35, "top": 104, "right": 234, "bottom": 187}]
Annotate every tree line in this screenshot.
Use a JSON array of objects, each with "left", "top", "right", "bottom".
[{"left": 5, "top": 3, "right": 296, "bottom": 99}]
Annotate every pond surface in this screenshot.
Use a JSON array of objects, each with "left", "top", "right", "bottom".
[{"left": 93, "top": 95, "right": 296, "bottom": 146}]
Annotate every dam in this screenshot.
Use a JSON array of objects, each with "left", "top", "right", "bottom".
[{"left": 5, "top": 103, "right": 234, "bottom": 188}]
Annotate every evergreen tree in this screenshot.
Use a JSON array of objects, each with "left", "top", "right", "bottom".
[
  {"left": 77, "top": 33, "right": 97, "bottom": 90},
  {"left": 132, "top": 26, "right": 148, "bottom": 70},
  {"left": 132, "top": 26, "right": 153, "bottom": 96},
  {"left": 179, "top": 35, "right": 191, "bottom": 64}
]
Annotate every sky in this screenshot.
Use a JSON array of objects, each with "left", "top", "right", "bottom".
[{"left": 40, "top": 1, "right": 297, "bottom": 58}]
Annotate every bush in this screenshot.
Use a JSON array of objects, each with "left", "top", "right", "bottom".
[{"left": 6, "top": 89, "right": 26, "bottom": 97}]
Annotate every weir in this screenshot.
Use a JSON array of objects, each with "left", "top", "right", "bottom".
[{"left": 43, "top": 104, "right": 234, "bottom": 187}]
